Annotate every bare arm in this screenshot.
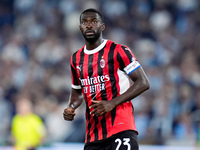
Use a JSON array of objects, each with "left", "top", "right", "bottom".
[
  {"left": 90, "top": 67, "right": 150, "bottom": 116},
  {"left": 111, "top": 66, "right": 150, "bottom": 106},
  {"left": 63, "top": 88, "right": 83, "bottom": 121},
  {"left": 68, "top": 88, "right": 83, "bottom": 109}
]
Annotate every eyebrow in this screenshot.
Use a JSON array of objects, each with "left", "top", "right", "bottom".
[{"left": 81, "top": 18, "right": 98, "bottom": 20}]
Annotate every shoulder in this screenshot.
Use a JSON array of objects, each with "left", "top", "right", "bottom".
[
  {"left": 106, "top": 40, "right": 122, "bottom": 51},
  {"left": 72, "top": 46, "right": 84, "bottom": 57},
  {"left": 12, "top": 114, "right": 20, "bottom": 122},
  {"left": 71, "top": 46, "right": 85, "bottom": 62},
  {"left": 30, "top": 114, "right": 43, "bottom": 123},
  {"left": 107, "top": 40, "right": 130, "bottom": 50}
]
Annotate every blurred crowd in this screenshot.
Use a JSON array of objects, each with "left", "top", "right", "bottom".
[{"left": 0, "top": 0, "right": 200, "bottom": 147}]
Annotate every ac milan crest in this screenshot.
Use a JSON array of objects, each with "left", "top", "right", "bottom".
[{"left": 100, "top": 58, "right": 105, "bottom": 68}]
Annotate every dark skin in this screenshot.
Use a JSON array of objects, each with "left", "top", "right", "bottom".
[
  {"left": 63, "top": 11, "right": 150, "bottom": 121},
  {"left": 81, "top": 12, "right": 105, "bottom": 49}
]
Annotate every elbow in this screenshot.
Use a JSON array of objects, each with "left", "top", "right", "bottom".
[
  {"left": 143, "top": 78, "right": 150, "bottom": 91},
  {"left": 146, "top": 82, "right": 150, "bottom": 91},
  {"left": 146, "top": 79, "right": 150, "bottom": 90}
]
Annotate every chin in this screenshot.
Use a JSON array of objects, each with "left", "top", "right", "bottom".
[{"left": 86, "top": 37, "right": 98, "bottom": 44}]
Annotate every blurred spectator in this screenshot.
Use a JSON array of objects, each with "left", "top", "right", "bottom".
[
  {"left": 11, "top": 96, "right": 46, "bottom": 150},
  {"left": 34, "top": 35, "right": 66, "bottom": 67}
]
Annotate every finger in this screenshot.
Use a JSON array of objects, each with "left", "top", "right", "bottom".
[
  {"left": 95, "top": 108, "right": 105, "bottom": 116},
  {"left": 64, "top": 117, "right": 74, "bottom": 121},
  {"left": 64, "top": 116, "right": 74, "bottom": 121},
  {"left": 93, "top": 110, "right": 100, "bottom": 116},
  {"left": 91, "top": 100, "right": 101, "bottom": 103},
  {"left": 64, "top": 111, "right": 76, "bottom": 115},
  {"left": 63, "top": 110, "right": 76, "bottom": 116},
  {"left": 89, "top": 103, "right": 100, "bottom": 109},
  {"left": 63, "top": 114, "right": 75, "bottom": 121},
  {"left": 89, "top": 101, "right": 101, "bottom": 109},
  {"left": 63, "top": 112, "right": 76, "bottom": 120},
  {"left": 64, "top": 108, "right": 76, "bottom": 115},
  {"left": 64, "top": 108, "right": 75, "bottom": 113},
  {"left": 63, "top": 112, "right": 76, "bottom": 118},
  {"left": 63, "top": 113, "right": 75, "bottom": 118},
  {"left": 90, "top": 108, "right": 97, "bottom": 115},
  {"left": 94, "top": 107, "right": 107, "bottom": 116},
  {"left": 90, "top": 107, "right": 103, "bottom": 116},
  {"left": 90, "top": 106, "right": 101, "bottom": 115}
]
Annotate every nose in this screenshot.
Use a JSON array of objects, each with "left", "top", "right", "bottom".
[{"left": 86, "top": 22, "right": 92, "bottom": 28}]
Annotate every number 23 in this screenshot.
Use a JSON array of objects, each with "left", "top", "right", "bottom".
[{"left": 115, "top": 138, "right": 131, "bottom": 150}]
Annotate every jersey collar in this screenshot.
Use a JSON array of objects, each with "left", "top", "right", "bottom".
[{"left": 84, "top": 39, "right": 108, "bottom": 54}]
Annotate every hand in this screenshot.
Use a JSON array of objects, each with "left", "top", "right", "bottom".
[
  {"left": 63, "top": 107, "right": 76, "bottom": 121},
  {"left": 89, "top": 100, "right": 114, "bottom": 116}
]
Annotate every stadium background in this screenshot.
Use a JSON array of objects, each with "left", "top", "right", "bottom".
[{"left": 0, "top": 0, "right": 200, "bottom": 149}]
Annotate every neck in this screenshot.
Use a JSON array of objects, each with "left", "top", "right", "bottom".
[{"left": 85, "top": 36, "right": 103, "bottom": 50}]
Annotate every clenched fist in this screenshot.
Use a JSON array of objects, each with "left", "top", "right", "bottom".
[{"left": 63, "top": 107, "right": 76, "bottom": 121}]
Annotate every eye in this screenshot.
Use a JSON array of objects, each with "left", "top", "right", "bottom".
[
  {"left": 92, "top": 21, "right": 97, "bottom": 24},
  {"left": 82, "top": 21, "right": 87, "bottom": 25}
]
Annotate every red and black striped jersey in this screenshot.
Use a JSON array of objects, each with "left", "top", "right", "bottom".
[{"left": 70, "top": 40, "right": 141, "bottom": 143}]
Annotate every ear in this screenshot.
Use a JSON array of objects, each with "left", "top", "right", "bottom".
[{"left": 101, "top": 23, "right": 105, "bottom": 31}]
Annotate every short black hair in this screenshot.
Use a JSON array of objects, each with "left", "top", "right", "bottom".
[{"left": 80, "top": 8, "right": 104, "bottom": 23}]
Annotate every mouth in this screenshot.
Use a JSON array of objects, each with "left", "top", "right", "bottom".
[{"left": 85, "top": 30, "right": 95, "bottom": 36}]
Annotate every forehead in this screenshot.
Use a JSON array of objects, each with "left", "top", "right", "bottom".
[{"left": 80, "top": 12, "right": 101, "bottom": 20}]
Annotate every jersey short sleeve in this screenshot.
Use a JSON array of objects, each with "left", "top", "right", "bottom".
[
  {"left": 117, "top": 45, "right": 140, "bottom": 75},
  {"left": 70, "top": 55, "right": 81, "bottom": 89}
]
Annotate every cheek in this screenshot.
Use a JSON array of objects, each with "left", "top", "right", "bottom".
[
  {"left": 97, "top": 26, "right": 102, "bottom": 33},
  {"left": 79, "top": 25, "right": 85, "bottom": 31}
]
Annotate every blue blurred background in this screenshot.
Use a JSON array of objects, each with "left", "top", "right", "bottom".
[{"left": 0, "top": 0, "right": 200, "bottom": 149}]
